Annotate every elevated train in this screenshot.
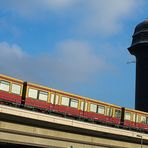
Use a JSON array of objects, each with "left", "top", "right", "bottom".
[{"left": 0, "top": 74, "right": 147, "bottom": 132}]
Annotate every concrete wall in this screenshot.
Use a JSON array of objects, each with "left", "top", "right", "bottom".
[{"left": 0, "top": 105, "right": 148, "bottom": 148}]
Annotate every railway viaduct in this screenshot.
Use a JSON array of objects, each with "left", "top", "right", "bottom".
[{"left": 0, "top": 104, "right": 148, "bottom": 148}]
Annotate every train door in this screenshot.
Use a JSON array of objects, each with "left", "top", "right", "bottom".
[
  {"left": 134, "top": 113, "right": 139, "bottom": 128},
  {"left": 80, "top": 100, "right": 88, "bottom": 117},
  {"left": 50, "top": 93, "right": 59, "bottom": 111},
  {"left": 106, "top": 107, "right": 113, "bottom": 123},
  {"left": 106, "top": 107, "right": 113, "bottom": 117},
  {"left": 133, "top": 113, "right": 139, "bottom": 123}
]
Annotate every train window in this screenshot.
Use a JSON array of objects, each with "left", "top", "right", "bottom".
[
  {"left": 125, "top": 112, "right": 131, "bottom": 120},
  {"left": 85, "top": 102, "right": 88, "bottom": 111},
  {"left": 97, "top": 105, "right": 105, "bottom": 114},
  {"left": 115, "top": 109, "right": 121, "bottom": 118},
  {"left": 136, "top": 114, "right": 139, "bottom": 123},
  {"left": 50, "top": 94, "right": 59, "bottom": 104},
  {"left": 0, "top": 80, "right": 10, "bottom": 92},
  {"left": 50, "top": 94, "right": 54, "bottom": 104},
  {"left": 70, "top": 99, "right": 78, "bottom": 108},
  {"left": 55, "top": 95, "right": 59, "bottom": 104},
  {"left": 61, "top": 96, "right": 70, "bottom": 106},
  {"left": 11, "top": 84, "right": 21, "bottom": 95},
  {"left": 90, "top": 104, "right": 97, "bottom": 113},
  {"left": 81, "top": 101, "right": 84, "bottom": 111},
  {"left": 38, "top": 91, "right": 48, "bottom": 101},
  {"left": 28, "top": 88, "right": 38, "bottom": 99},
  {"left": 141, "top": 116, "right": 146, "bottom": 124}
]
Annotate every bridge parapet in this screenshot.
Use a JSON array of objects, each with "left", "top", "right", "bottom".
[{"left": 0, "top": 104, "right": 148, "bottom": 148}]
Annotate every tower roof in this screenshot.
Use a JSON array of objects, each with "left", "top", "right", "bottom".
[
  {"left": 131, "top": 19, "right": 148, "bottom": 47},
  {"left": 134, "top": 19, "right": 148, "bottom": 33}
]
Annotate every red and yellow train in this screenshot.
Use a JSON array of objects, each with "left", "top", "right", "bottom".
[{"left": 0, "top": 74, "right": 147, "bottom": 132}]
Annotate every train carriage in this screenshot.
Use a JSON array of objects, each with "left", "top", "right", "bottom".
[
  {"left": 0, "top": 74, "right": 23, "bottom": 105},
  {"left": 55, "top": 93, "right": 83, "bottom": 117},
  {"left": 124, "top": 108, "right": 148, "bottom": 130},
  {"left": 24, "top": 82, "right": 83, "bottom": 117},
  {"left": 24, "top": 82, "right": 51, "bottom": 110},
  {"left": 83, "top": 98, "right": 122, "bottom": 125}
]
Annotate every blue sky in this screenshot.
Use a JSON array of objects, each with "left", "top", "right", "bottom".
[{"left": 0, "top": 0, "right": 148, "bottom": 109}]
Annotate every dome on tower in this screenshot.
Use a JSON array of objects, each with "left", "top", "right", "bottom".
[{"left": 131, "top": 19, "right": 148, "bottom": 47}]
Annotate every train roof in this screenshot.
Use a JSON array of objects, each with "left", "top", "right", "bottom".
[
  {"left": 0, "top": 74, "right": 23, "bottom": 83},
  {"left": 125, "top": 107, "right": 148, "bottom": 115}
]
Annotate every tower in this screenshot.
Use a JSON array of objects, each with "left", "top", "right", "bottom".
[{"left": 128, "top": 19, "right": 148, "bottom": 112}]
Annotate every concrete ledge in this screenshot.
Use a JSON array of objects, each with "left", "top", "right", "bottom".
[
  {"left": 0, "top": 104, "right": 148, "bottom": 141},
  {"left": 1, "top": 121, "right": 148, "bottom": 148}
]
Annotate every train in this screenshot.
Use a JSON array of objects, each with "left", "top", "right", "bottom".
[{"left": 0, "top": 74, "right": 147, "bottom": 132}]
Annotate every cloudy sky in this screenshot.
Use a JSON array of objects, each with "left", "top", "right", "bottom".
[{"left": 0, "top": 0, "right": 148, "bottom": 109}]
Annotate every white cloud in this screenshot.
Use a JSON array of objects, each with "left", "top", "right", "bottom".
[
  {"left": 77, "top": 0, "right": 142, "bottom": 35},
  {"left": 0, "top": 0, "right": 78, "bottom": 18},
  {"left": 0, "top": 42, "right": 26, "bottom": 59},
  {"left": 46, "top": 40, "right": 107, "bottom": 83},
  {"left": 0, "top": 41, "right": 108, "bottom": 85},
  {"left": 0, "top": 0, "right": 142, "bottom": 35},
  {"left": 0, "top": 42, "right": 31, "bottom": 79}
]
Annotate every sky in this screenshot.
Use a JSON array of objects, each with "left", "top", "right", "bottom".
[{"left": 0, "top": 0, "right": 148, "bottom": 109}]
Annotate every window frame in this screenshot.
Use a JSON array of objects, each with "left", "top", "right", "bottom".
[
  {"left": 11, "top": 83, "right": 21, "bottom": 95},
  {"left": 61, "top": 96, "right": 70, "bottom": 106},
  {"left": 114, "top": 109, "right": 121, "bottom": 118},
  {"left": 0, "top": 80, "right": 10, "bottom": 92},
  {"left": 70, "top": 98, "right": 78, "bottom": 108},
  {"left": 97, "top": 105, "right": 105, "bottom": 115},
  {"left": 141, "top": 115, "right": 147, "bottom": 124},
  {"left": 125, "top": 112, "right": 131, "bottom": 121},
  {"left": 90, "top": 103, "right": 97, "bottom": 113},
  {"left": 28, "top": 88, "right": 38, "bottom": 99},
  {"left": 38, "top": 90, "right": 48, "bottom": 102}
]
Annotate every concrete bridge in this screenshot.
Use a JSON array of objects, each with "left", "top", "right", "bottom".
[{"left": 0, "top": 104, "right": 148, "bottom": 148}]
